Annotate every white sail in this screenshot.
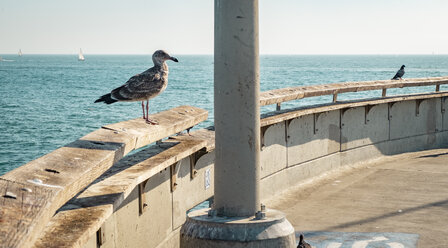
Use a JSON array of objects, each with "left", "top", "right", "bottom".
[
  {"left": 18, "top": 49, "right": 22, "bottom": 57},
  {"left": 78, "top": 49, "right": 85, "bottom": 61}
]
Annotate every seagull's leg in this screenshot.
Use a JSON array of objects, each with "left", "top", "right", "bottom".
[
  {"left": 146, "top": 100, "right": 149, "bottom": 119},
  {"left": 145, "top": 100, "right": 158, "bottom": 125},
  {"left": 141, "top": 101, "right": 146, "bottom": 119},
  {"left": 187, "top": 127, "right": 192, "bottom": 136}
]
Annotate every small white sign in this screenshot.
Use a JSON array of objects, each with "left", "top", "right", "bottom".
[{"left": 204, "top": 168, "right": 211, "bottom": 190}]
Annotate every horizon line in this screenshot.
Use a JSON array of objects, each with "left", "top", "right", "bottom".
[{"left": 1, "top": 53, "right": 447, "bottom": 56}]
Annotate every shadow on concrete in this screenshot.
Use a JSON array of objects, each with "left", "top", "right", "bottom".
[
  {"left": 64, "top": 139, "right": 127, "bottom": 165},
  {"left": 57, "top": 142, "right": 178, "bottom": 213},
  {"left": 322, "top": 198, "right": 448, "bottom": 231},
  {"left": 419, "top": 152, "right": 448, "bottom": 158},
  {"left": 92, "top": 141, "right": 177, "bottom": 184},
  {"left": 65, "top": 139, "right": 125, "bottom": 151},
  {"left": 58, "top": 193, "right": 123, "bottom": 211}
]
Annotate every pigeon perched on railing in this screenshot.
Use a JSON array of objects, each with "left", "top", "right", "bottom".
[
  {"left": 95, "top": 50, "right": 178, "bottom": 124},
  {"left": 392, "top": 65, "right": 405, "bottom": 80},
  {"left": 297, "top": 234, "right": 312, "bottom": 248}
]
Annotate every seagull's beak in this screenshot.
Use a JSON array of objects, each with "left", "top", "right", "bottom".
[{"left": 170, "top": 57, "right": 179, "bottom": 63}]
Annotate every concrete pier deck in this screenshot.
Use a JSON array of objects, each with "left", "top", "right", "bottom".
[{"left": 268, "top": 148, "right": 448, "bottom": 248}]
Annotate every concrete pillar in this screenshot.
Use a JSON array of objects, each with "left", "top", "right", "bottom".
[
  {"left": 180, "top": 1, "right": 296, "bottom": 246},
  {"left": 214, "top": 0, "right": 260, "bottom": 217}
]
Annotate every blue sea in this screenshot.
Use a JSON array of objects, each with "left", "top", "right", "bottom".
[{"left": 1, "top": 54, "right": 447, "bottom": 175}]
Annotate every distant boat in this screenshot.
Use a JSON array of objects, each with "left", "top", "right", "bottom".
[
  {"left": 18, "top": 49, "right": 22, "bottom": 57},
  {"left": 0, "top": 56, "right": 14, "bottom": 62},
  {"left": 78, "top": 49, "right": 85, "bottom": 61}
]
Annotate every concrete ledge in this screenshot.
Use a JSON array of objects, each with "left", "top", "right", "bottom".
[{"left": 180, "top": 208, "right": 296, "bottom": 248}]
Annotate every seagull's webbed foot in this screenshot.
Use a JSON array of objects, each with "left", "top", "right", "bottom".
[{"left": 146, "top": 118, "right": 159, "bottom": 125}]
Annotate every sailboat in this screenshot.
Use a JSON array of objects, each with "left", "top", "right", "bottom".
[
  {"left": 18, "top": 49, "right": 22, "bottom": 57},
  {"left": 78, "top": 48, "right": 85, "bottom": 61},
  {"left": 0, "top": 56, "right": 13, "bottom": 62}
]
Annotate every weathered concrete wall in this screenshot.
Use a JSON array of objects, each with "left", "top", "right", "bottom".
[
  {"left": 287, "top": 111, "right": 340, "bottom": 166},
  {"left": 260, "top": 97, "right": 447, "bottom": 201},
  {"left": 340, "top": 104, "right": 389, "bottom": 151},
  {"left": 389, "top": 99, "right": 442, "bottom": 140},
  {"left": 83, "top": 153, "right": 215, "bottom": 248},
  {"left": 111, "top": 168, "right": 172, "bottom": 248},
  {"left": 173, "top": 152, "right": 215, "bottom": 229},
  {"left": 443, "top": 97, "right": 448, "bottom": 131},
  {"left": 260, "top": 122, "right": 287, "bottom": 178},
  {"left": 84, "top": 96, "right": 448, "bottom": 248}
]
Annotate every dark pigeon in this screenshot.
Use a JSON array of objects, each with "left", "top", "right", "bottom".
[
  {"left": 392, "top": 65, "right": 405, "bottom": 80},
  {"left": 95, "top": 50, "right": 178, "bottom": 124},
  {"left": 297, "top": 234, "right": 312, "bottom": 248}
]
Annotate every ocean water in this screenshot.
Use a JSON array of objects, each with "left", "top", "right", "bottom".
[{"left": 0, "top": 54, "right": 447, "bottom": 175}]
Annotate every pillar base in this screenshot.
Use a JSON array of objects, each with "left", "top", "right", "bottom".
[{"left": 180, "top": 208, "right": 296, "bottom": 248}]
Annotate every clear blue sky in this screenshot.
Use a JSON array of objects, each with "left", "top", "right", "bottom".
[{"left": 1, "top": 0, "right": 447, "bottom": 54}]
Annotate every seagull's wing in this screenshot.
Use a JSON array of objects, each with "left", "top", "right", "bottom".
[{"left": 111, "top": 68, "right": 162, "bottom": 101}]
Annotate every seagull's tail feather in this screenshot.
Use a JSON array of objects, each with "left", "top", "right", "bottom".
[{"left": 94, "top": 93, "right": 117, "bottom": 104}]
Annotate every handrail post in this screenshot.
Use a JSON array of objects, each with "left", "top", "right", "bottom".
[
  {"left": 276, "top": 103, "right": 282, "bottom": 111},
  {"left": 333, "top": 93, "right": 338, "bottom": 102}
]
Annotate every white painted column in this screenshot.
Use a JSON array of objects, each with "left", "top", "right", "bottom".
[{"left": 214, "top": 0, "right": 260, "bottom": 217}]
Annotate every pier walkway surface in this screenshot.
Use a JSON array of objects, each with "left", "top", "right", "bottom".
[{"left": 268, "top": 148, "right": 448, "bottom": 248}]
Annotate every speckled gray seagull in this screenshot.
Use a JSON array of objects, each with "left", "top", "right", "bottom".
[
  {"left": 95, "top": 50, "right": 178, "bottom": 124},
  {"left": 392, "top": 65, "right": 405, "bottom": 80}
]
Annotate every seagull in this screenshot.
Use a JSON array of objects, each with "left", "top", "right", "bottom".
[
  {"left": 392, "top": 65, "right": 405, "bottom": 80},
  {"left": 95, "top": 50, "right": 178, "bottom": 124},
  {"left": 297, "top": 234, "right": 312, "bottom": 248}
]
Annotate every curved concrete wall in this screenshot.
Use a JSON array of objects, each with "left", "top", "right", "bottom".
[
  {"left": 261, "top": 97, "right": 448, "bottom": 200},
  {"left": 83, "top": 96, "right": 448, "bottom": 248}
]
